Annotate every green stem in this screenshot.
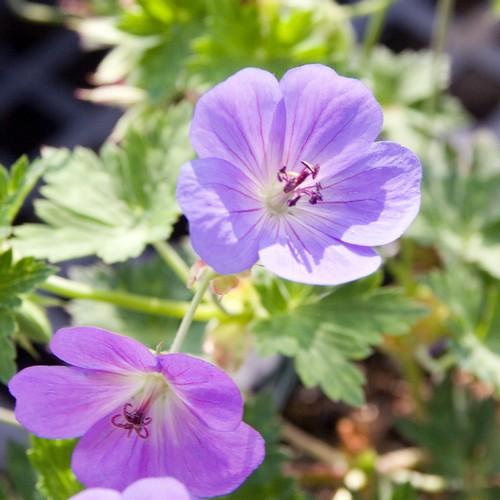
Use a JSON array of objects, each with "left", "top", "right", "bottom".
[
  {"left": 153, "top": 241, "right": 190, "bottom": 284},
  {"left": 361, "top": 0, "right": 393, "bottom": 62},
  {"left": 170, "top": 270, "right": 213, "bottom": 353},
  {"left": 429, "top": 0, "right": 455, "bottom": 115},
  {"left": 40, "top": 275, "right": 222, "bottom": 322},
  {"left": 476, "top": 281, "right": 498, "bottom": 341},
  {"left": 342, "top": 0, "right": 392, "bottom": 19}
]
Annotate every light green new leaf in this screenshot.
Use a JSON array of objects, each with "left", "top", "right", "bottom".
[
  {"left": 28, "top": 437, "right": 83, "bottom": 500},
  {"left": 14, "top": 103, "right": 193, "bottom": 263},
  {"left": 252, "top": 274, "right": 426, "bottom": 406}
]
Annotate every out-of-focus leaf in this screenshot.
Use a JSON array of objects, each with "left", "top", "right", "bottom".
[
  {"left": 14, "top": 103, "right": 193, "bottom": 263},
  {"left": 252, "top": 273, "right": 426, "bottom": 406},
  {"left": 28, "top": 438, "right": 82, "bottom": 500},
  {"left": 494, "top": 0, "right": 500, "bottom": 16},
  {"left": 6, "top": 441, "right": 37, "bottom": 500},
  {"left": 388, "top": 482, "right": 420, "bottom": 500},
  {"left": 426, "top": 266, "right": 500, "bottom": 393},
  {"left": 14, "top": 298, "right": 52, "bottom": 344},
  {"left": 221, "top": 395, "right": 306, "bottom": 499},
  {"left": 67, "top": 255, "right": 204, "bottom": 352},
  {"left": 399, "top": 375, "right": 500, "bottom": 490},
  {"left": 355, "top": 47, "right": 466, "bottom": 153},
  {"left": 411, "top": 132, "right": 500, "bottom": 279},
  {"left": 89, "top": 0, "right": 353, "bottom": 103}
]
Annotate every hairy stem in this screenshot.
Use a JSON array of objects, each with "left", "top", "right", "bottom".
[
  {"left": 170, "top": 270, "right": 213, "bottom": 353},
  {"left": 40, "top": 275, "right": 222, "bottom": 322}
]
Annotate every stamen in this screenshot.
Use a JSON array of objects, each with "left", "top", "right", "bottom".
[
  {"left": 111, "top": 402, "right": 152, "bottom": 439},
  {"left": 277, "top": 161, "right": 323, "bottom": 207}
]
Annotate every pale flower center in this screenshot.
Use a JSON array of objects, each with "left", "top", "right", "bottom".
[
  {"left": 262, "top": 161, "right": 323, "bottom": 215},
  {"left": 111, "top": 372, "right": 171, "bottom": 440}
]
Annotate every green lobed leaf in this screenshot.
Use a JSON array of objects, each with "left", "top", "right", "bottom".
[
  {"left": 0, "top": 309, "right": 16, "bottom": 385},
  {"left": 66, "top": 254, "right": 204, "bottom": 352},
  {"left": 14, "top": 103, "right": 193, "bottom": 264},
  {"left": 411, "top": 132, "right": 500, "bottom": 279},
  {"left": 252, "top": 273, "right": 426, "bottom": 406},
  {"left": 90, "top": 0, "right": 353, "bottom": 103},
  {"left": 398, "top": 375, "right": 500, "bottom": 487},
  {"left": 354, "top": 47, "right": 466, "bottom": 154},
  {"left": 426, "top": 265, "right": 500, "bottom": 393},
  {"left": 28, "top": 437, "right": 83, "bottom": 500},
  {"left": 0, "top": 155, "right": 51, "bottom": 241},
  {"left": 220, "top": 395, "right": 306, "bottom": 500},
  {"left": 0, "top": 249, "right": 53, "bottom": 382},
  {"left": 0, "top": 249, "right": 54, "bottom": 309}
]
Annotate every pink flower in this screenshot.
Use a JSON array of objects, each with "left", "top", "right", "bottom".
[{"left": 9, "top": 327, "right": 264, "bottom": 497}]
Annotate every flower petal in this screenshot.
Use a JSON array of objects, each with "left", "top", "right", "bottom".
[
  {"left": 123, "top": 478, "right": 191, "bottom": 500},
  {"left": 306, "top": 141, "right": 421, "bottom": 246},
  {"left": 160, "top": 419, "right": 264, "bottom": 498},
  {"left": 50, "top": 327, "right": 157, "bottom": 374},
  {"left": 72, "top": 408, "right": 264, "bottom": 498},
  {"left": 158, "top": 353, "right": 243, "bottom": 432},
  {"left": 9, "top": 366, "right": 138, "bottom": 438},
  {"left": 258, "top": 219, "right": 381, "bottom": 285},
  {"left": 177, "top": 158, "right": 266, "bottom": 274},
  {"left": 279, "top": 64, "right": 383, "bottom": 171},
  {"left": 190, "top": 67, "right": 285, "bottom": 183},
  {"left": 70, "top": 488, "right": 121, "bottom": 500}
]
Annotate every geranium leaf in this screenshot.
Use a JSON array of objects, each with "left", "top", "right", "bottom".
[
  {"left": 252, "top": 274, "right": 426, "bottom": 406},
  {"left": 13, "top": 103, "right": 193, "bottom": 263}
]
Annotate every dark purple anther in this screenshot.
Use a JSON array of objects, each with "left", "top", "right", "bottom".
[
  {"left": 112, "top": 402, "right": 152, "bottom": 439},
  {"left": 280, "top": 161, "right": 323, "bottom": 206}
]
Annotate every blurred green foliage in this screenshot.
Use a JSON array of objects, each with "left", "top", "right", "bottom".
[
  {"left": 399, "top": 376, "right": 500, "bottom": 499},
  {"left": 253, "top": 272, "right": 426, "bottom": 406},
  {"left": 2, "top": 0, "right": 500, "bottom": 499},
  {"left": 28, "top": 438, "right": 82, "bottom": 500}
]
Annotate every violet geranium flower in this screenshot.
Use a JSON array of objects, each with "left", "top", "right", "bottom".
[
  {"left": 71, "top": 477, "right": 191, "bottom": 500},
  {"left": 177, "top": 64, "right": 421, "bottom": 285},
  {"left": 9, "top": 327, "right": 264, "bottom": 497}
]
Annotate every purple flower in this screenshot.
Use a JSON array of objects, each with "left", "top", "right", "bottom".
[
  {"left": 177, "top": 64, "right": 421, "bottom": 285},
  {"left": 9, "top": 327, "right": 264, "bottom": 497},
  {"left": 71, "top": 477, "right": 191, "bottom": 500}
]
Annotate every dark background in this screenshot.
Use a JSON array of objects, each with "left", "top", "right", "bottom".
[{"left": 0, "top": 0, "right": 499, "bottom": 172}]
